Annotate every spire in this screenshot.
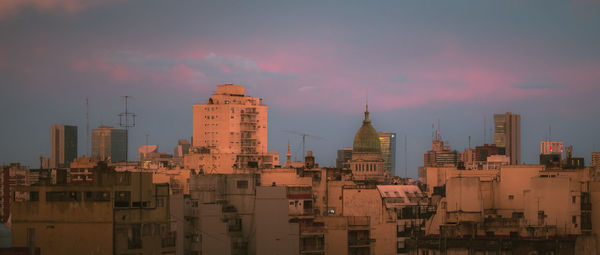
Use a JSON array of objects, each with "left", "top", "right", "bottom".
[{"left": 363, "top": 101, "right": 371, "bottom": 124}]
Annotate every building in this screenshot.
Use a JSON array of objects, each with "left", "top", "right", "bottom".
[
  {"left": 50, "top": 125, "right": 77, "bottom": 168},
  {"left": 188, "top": 84, "right": 278, "bottom": 173},
  {"left": 173, "top": 139, "right": 191, "bottom": 158},
  {"left": 92, "top": 126, "right": 128, "bottom": 162},
  {"left": 68, "top": 156, "right": 97, "bottom": 184},
  {"left": 1, "top": 163, "right": 30, "bottom": 222},
  {"left": 335, "top": 148, "right": 352, "bottom": 169},
  {"left": 378, "top": 132, "right": 396, "bottom": 176},
  {"left": 349, "top": 105, "right": 385, "bottom": 182},
  {"left": 423, "top": 130, "right": 461, "bottom": 168},
  {"left": 11, "top": 171, "right": 176, "bottom": 255},
  {"left": 417, "top": 164, "right": 597, "bottom": 254},
  {"left": 494, "top": 112, "right": 521, "bottom": 165},
  {"left": 541, "top": 140, "right": 564, "bottom": 156},
  {"left": 591, "top": 152, "right": 600, "bottom": 169},
  {"left": 192, "top": 84, "right": 267, "bottom": 165}
]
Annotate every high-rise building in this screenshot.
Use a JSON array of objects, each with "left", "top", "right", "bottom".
[
  {"left": 336, "top": 148, "right": 353, "bottom": 169},
  {"left": 591, "top": 152, "right": 600, "bottom": 168},
  {"left": 494, "top": 112, "right": 521, "bottom": 165},
  {"left": 50, "top": 125, "right": 77, "bottom": 168},
  {"left": 378, "top": 132, "right": 396, "bottom": 176},
  {"left": 91, "top": 126, "right": 127, "bottom": 162},
  {"left": 191, "top": 84, "right": 270, "bottom": 169}
]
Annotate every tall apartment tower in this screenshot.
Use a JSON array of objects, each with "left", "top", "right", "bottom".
[
  {"left": 591, "top": 152, "right": 600, "bottom": 168},
  {"left": 378, "top": 132, "right": 397, "bottom": 176},
  {"left": 50, "top": 125, "right": 78, "bottom": 168},
  {"left": 91, "top": 126, "right": 128, "bottom": 162},
  {"left": 494, "top": 112, "right": 521, "bottom": 165},
  {"left": 192, "top": 84, "right": 268, "bottom": 168}
]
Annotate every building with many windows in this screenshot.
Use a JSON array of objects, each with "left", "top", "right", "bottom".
[
  {"left": 494, "top": 112, "right": 521, "bottom": 165},
  {"left": 378, "top": 132, "right": 396, "bottom": 177},
  {"left": 50, "top": 125, "right": 77, "bottom": 168},
  {"left": 187, "top": 84, "right": 278, "bottom": 173},
  {"left": 92, "top": 126, "right": 128, "bottom": 162}
]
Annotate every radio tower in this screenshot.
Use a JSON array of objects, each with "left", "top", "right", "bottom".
[{"left": 118, "top": 96, "right": 136, "bottom": 168}]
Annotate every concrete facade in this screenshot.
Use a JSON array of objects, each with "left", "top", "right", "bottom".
[{"left": 11, "top": 171, "right": 176, "bottom": 255}]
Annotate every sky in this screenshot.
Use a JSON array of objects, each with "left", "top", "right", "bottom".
[{"left": 1, "top": 0, "right": 599, "bottom": 177}]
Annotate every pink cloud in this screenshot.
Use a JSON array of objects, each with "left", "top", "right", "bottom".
[{"left": 0, "top": 0, "right": 118, "bottom": 19}]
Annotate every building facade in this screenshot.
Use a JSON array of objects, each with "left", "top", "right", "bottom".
[
  {"left": 92, "top": 126, "right": 128, "bottom": 162},
  {"left": 591, "top": 152, "right": 600, "bottom": 169},
  {"left": 50, "top": 125, "right": 77, "bottom": 168},
  {"left": 11, "top": 171, "right": 175, "bottom": 255},
  {"left": 378, "top": 132, "right": 396, "bottom": 177},
  {"left": 336, "top": 148, "right": 353, "bottom": 169},
  {"left": 189, "top": 84, "right": 277, "bottom": 173},
  {"left": 349, "top": 105, "right": 385, "bottom": 182},
  {"left": 494, "top": 112, "right": 521, "bottom": 165}
]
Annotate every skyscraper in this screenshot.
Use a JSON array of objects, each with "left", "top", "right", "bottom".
[
  {"left": 494, "top": 112, "right": 521, "bottom": 165},
  {"left": 50, "top": 125, "right": 77, "bottom": 168},
  {"left": 91, "top": 126, "right": 127, "bottom": 162},
  {"left": 378, "top": 132, "right": 396, "bottom": 176}
]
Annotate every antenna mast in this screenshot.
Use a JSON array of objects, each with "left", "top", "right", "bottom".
[
  {"left": 118, "top": 96, "right": 136, "bottom": 166},
  {"left": 86, "top": 97, "right": 89, "bottom": 157}
]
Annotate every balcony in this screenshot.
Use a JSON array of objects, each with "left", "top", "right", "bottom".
[{"left": 348, "top": 239, "right": 371, "bottom": 247}]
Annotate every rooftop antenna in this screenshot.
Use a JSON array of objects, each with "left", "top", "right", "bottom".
[
  {"left": 286, "top": 140, "right": 292, "bottom": 165},
  {"left": 483, "top": 117, "right": 486, "bottom": 144},
  {"left": 118, "top": 96, "right": 136, "bottom": 165},
  {"left": 86, "top": 97, "right": 89, "bottom": 157},
  {"left": 489, "top": 124, "right": 493, "bottom": 145},
  {"left": 468, "top": 136, "right": 471, "bottom": 149},
  {"left": 404, "top": 134, "right": 408, "bottom": 179},
  {"left": 283, "top": 130, "right": 324, "bottom": 158}
]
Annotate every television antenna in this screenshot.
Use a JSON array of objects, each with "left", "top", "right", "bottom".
[{"left": 283, "top": 130, "right": 324, "bottom": 158}]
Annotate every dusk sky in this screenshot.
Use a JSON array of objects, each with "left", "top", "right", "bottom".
[{"left": 1, "top": 0, "right": 599, "bottom": 177}]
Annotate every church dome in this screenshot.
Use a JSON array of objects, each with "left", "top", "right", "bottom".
[{"left": 353, "top": 105, "right": 381, "bottom": 153}]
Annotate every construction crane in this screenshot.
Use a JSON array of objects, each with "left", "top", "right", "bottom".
[{"left": 283, "top": 130, "right": 324, "bottom": 158}]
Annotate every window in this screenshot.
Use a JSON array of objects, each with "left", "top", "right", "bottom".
[
  {"left": 572, "top": 196, "right": 576, "bottom": 204},
  {"left": 30, "top": 191, "right": 39, "bottom": 201},
  {"left": 572, "top": 215, "right": 577, "bottom": 224},
  {"left": 128, "top": 224, "right": 142, "bottom": 249},
  {"left": 46, "top": 192, "right": 67, "bottom": 201},
  {"left": 115, "top": 191, "right": 131, "bottom": 207},
  {"left": 508, "top": 195, "right": 514, "bottom": 200},
  {"left": 237, "top": 180, "right": 249, "bottom": 189},
  {"left": 156, "top": 198, "right": 165, "bottom": 207}
]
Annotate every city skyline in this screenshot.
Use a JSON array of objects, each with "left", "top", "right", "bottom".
[{"left": 2, "top": 1, "right": 600, "bottom": 177}]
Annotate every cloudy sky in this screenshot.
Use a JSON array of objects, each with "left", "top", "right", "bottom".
[{"left": 1, "top": 0, "right": 599, "bottom": 176}]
